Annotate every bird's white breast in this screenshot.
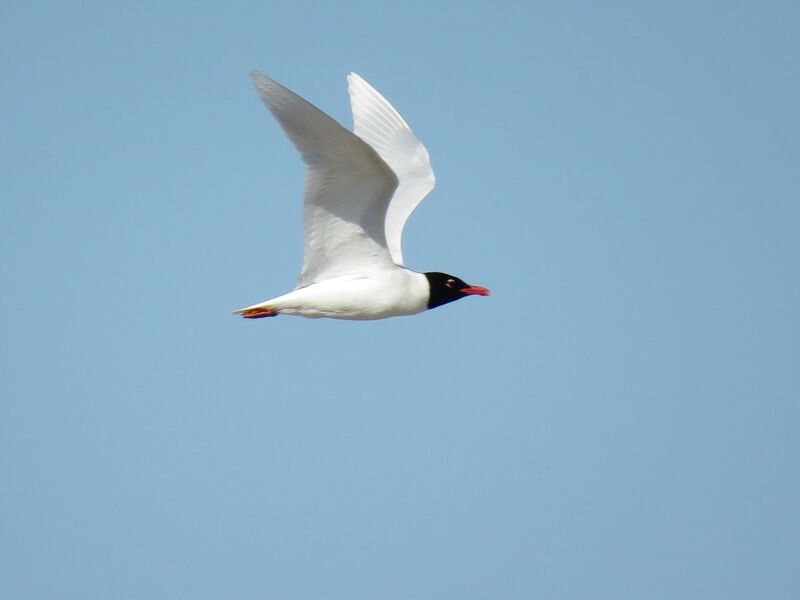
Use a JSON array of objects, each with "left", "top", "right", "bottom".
[{"left": 263, "top": 268, "right": 430, "bottom": 320}]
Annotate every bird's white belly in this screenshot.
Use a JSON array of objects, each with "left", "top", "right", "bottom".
[{"left": 264, "top": 270, "right": 429, "bottom": 320}]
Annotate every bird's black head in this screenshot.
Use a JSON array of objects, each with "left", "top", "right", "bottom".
[{"left": 424, "top": 272, "right": 491, "bottom": 310}]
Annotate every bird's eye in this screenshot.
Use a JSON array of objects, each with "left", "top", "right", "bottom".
[{"left": 446, "top": 279, "right": 456, "bottom": 288}]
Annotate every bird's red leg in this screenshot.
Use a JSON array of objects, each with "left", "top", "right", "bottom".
[{"left": 241, "top": 308, "right": 278, "bottom": 318}]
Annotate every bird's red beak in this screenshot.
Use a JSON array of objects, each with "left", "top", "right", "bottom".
[{"left": 460, "top": 285, "right": 491, "bottom": 296}]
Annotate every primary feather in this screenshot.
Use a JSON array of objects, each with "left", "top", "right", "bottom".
[{"left": 347, "top": 73, "right": 436, "bottom": 266}]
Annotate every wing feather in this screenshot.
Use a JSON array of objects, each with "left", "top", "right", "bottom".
[
  {"left": 250, "top": 71, "right": 398, "bottom": 286},
  {"left": 347, "top": 73, "right": 436, "bottom": 266}
]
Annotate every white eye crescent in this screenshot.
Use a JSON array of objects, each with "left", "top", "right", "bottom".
[{"left": 446, "top": 279, "right": 456, "bottom": 288}]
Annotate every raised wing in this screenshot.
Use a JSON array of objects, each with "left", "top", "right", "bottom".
[
  {"left": 347, "top": 73, "right": 436, "bottom": 266},
  {"left": 250, "top": 71, "right": 399, "bottom": 287}
]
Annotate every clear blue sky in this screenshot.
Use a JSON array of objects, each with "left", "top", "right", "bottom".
[{"left": 2, "top": 1, "right": 798, "bottom": 598}]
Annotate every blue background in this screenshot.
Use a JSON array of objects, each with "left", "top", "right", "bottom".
[{"left": 2, "top": 1, "right": 798, "bottom": 598}]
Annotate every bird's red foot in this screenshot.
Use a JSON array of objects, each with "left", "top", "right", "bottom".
[{"left": 241, "top": 308, "right": 278, "bottom": 318}]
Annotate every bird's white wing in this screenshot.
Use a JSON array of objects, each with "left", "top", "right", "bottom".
[
  {"left": 347, "top": 73, "right": 436, "bottom": 266},
  {"left": 250, "top": 71, "right": 399, "bottom": 287}
]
